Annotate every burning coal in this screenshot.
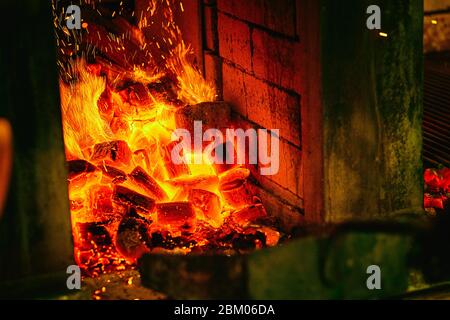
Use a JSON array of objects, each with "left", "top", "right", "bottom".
[{"left": 53, "top": 0, "right": 282, "bottom": 276}]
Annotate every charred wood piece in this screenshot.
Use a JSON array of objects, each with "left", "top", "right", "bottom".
[
  {"left": 156, "top": 202, "right": 196, "bottom": 230},
  {"left": 115, "top": 216, "right": 151, "bottom": 262},
  {"left": 99, "top": 164, "right": 127, "bottom": 183},
  {"left": 188, "top": 189, "right": 222, "bottom": 227},
  {"left": 230, "top": 204, "right": 268, "bottom": 227},
  {"left": 166, "top": 174, "right": 218, "bottom": 190},
  {"left": 219, "top": 167, "right": 254, "bottom": 207},
  {"left": 161, "top": 140, "right": 191, "bottom": 178},
  {"left": 113, "top": 185, "right": 156, "bottom": 213},
  {"left": 68, "top": 159, "right": 97, "bottom": 180},
  {"left": 90, "top": 140, "right": 132, "bottom": 165},
  {"left": 129, "top": 166, "right": 168, "bottom": 201}
]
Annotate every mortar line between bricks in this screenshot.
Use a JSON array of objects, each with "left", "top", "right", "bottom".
[
  {"left": 293, "top": 0, "right": 300, "bottom": 40},
  {"left": 222, "top": 58, "right": 302, "bottom": 98},
  {"left": 203, "top": 2, "right": 219, "bottom": 54},
  {"left": 249, "top": 26, "right": 254, "bottom": 74},
  {"left": 211, "top": 3, "right": 220, "bottom": 52},
  {"left": 257, "top": 174, "right": 305, "bottom": 211},
  {"left": 232, "top": 112, "right": 302, "bottom": 151},
  {"left": 217, "top": 9, "right": 300, "bottom": 43}
]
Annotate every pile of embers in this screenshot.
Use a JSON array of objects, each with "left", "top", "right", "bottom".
[
  {"left": 70, "top": 157, "right": 281, "bottom": 276},
  {"left": 64, "top": 80, "right": 285, "bottom": 276}
]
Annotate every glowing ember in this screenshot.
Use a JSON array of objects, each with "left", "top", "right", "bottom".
[{"left": 53, "top": 0, "right": 281, "bottom": 276}]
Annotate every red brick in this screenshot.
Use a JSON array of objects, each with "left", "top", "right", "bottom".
[
  {"left": 237, "top": 73, "right": 272, "bottom": 133},
  {"left": 217, "top": 0, "right": 297, "bottom": 37},
  {"left": 262, "top": 138, "right": 303, "bottom": 198},
  {"left": 252, "top": 28, "right": 302, "bottom": 93},
  {"left": 267, "top": 87, "right": 301, "bottom": 147},
  {"left": 281, "top": 140, "right": 303, "bottom": 197},
  {"left": 222, "top": 62, "right": 247, "bottom": 117},
  {"left": 222, "top": 62, "right": 301, "bottom": 147},
  {"left": 218, "top": 13, "right": 252, "bottom": 71}
]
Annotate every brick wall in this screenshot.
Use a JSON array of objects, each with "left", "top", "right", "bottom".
[
  {"left": 425, "top": 0, "right": 450, "bottom": 12},
  {"left": 202, "top": 0, "right": 304, "bottom": 212}
]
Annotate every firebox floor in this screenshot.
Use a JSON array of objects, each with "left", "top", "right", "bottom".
[
  {"left": 49, "top": 269, "right": 450, "bottom": 300},
  {"left": 404, "top": 282, "right": 450, "bottom": 300},
  {"left": 55, "top": 270, "right": 167, "bottom": 300}
]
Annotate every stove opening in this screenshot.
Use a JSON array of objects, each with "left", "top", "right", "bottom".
[{"left": 53, "top": 0, "right": 287, "bottom": 276}]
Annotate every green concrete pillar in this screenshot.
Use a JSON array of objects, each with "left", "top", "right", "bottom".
[{"left": 320, "top": 0, "right": 424, "bottom": 222}]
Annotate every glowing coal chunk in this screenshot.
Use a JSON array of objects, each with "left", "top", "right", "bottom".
[
  {"left": 115, "top": 216, "right": 151, "bottom": 262},
  {"left": 166, "top": 174, "right": 219, "bottom": 191},
  {"left": 188, "top": 189, "right": 223, "bottom": 227},
  {"left": 89, "top": 185, "right": 114, "bottom": 217},
  {"left": 219, "top": 167, "right": 254, "bottom": 208},
  {"left": 161, "top": 140, "right": 191, "bottom": 178},
  {"left": 90, "top": 140, "right": 132, "bottom": 166},
  {"left": 258, "top": 227, "right": 280, "bottom": 247},
  {"left": 220, "top": 182, "right": 255, "bottom": 208},
  {"left": 109, "top": 117, "right": 131, "bottom": 137},
  {"left": 112, "top": 185, "right": 156, "bottom": 213},
  {"left": 72, "top": 221, "right": 122, "bottom": 275},
  {"left": 68, "top": 159, "right": 97, "bottom": 180},
  {"left": 98, "top": 165, "right": 127, "bottom": 184},
  {"left": 219, "top": 167, "right": 251, "bottom": 186},
  {"left": 129, "top": 166, "right": 168, "bottom": 201},
  {"left": 68, "top": 167, "right": 101, "bottom": 194},
  {"left": 213, "top": 141, "right": 238, "bottom": 174},
  {"left": 156, "top": 202, "right": 196, "bottom": 230},
  {"left": 230, "top": 204, "right": 268, "bottom": 227},
  {"left": 118, "top": 83, "right": 152, "bottom": 108},
  {"left": 133, "top": 149, "right": 152, "bottom": 174},
  {"left": 70, "top": 198, "right": 84, "bottom": 212},
  {"left": 73, "top": 222, "right": 113, "bottom": 251}
]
